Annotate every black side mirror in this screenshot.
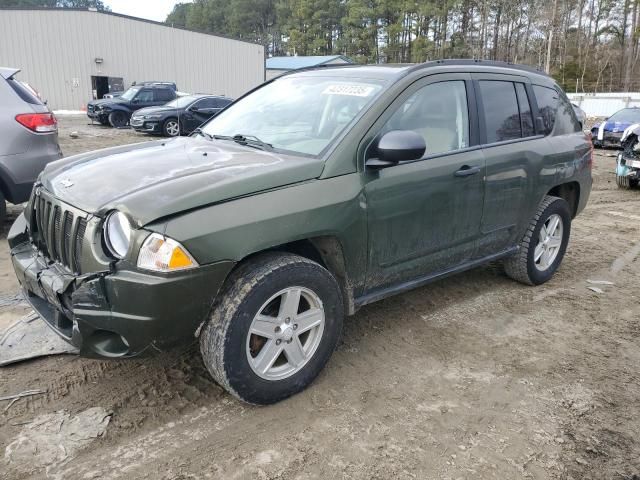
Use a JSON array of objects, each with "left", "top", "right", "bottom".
[
  {"left": 190, "top": 105, "right": 199, "bottom": 112},
  {"left": 366, "top": 130, "right": 426, "bottom": 168},
  {"left": 132, "top": 98, "right": 140, "bottom": 104}
]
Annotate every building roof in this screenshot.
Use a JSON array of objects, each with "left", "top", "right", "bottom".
[
  {"left": 266, "top": 55, "right": 353, "bottom": 70},
  {"left": 0, "top": 7, "right": 261, "bottom": 46}
]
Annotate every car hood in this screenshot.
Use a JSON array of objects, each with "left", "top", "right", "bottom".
[
  {"left": 40, "top": 137, "right": 325, "bottom": 226},
  {"left": 88, "top": 98, "right": 127, "bottom": 108}
]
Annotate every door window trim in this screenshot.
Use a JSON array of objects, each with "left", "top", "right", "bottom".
[
  {"left": 358, "top": 73, "right": 480, "bottom": 171},
  {"left": 472, "top": 73, "right": 547, "bottom": 147}
]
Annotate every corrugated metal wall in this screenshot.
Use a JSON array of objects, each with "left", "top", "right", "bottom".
[
  {"left": 0, "top": 9, "right": 265, "bottom": 110},
  {"left": 568, "top": 92, "right": 640, "bottom": 117}
]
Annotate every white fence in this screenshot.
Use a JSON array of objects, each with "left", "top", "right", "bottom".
[{"left": 567, "top": 92, "right": 640, "bottom": 117}]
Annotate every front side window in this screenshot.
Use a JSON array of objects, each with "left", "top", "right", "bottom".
[
  {"left": 195, "top": 98, "right": 217, "bottom": 109},
  {"left": 119, "top": 87, "right": 139, "bottom": 101},
  {"left": 381, "top": 80, "right": 469, "bottom": 156},
  {"left": 202, "top": 76, "right": 384, "bottom": 156},
  {"left": 135, "top": 90, "right": 154, "bottom": 103},
  {"left": 480, "top": 80, "right": 521, "bottom": 143}
]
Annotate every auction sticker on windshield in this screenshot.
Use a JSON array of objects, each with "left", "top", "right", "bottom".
[{"left": 322, "top": 84, "right": 377, "bottom": 97}]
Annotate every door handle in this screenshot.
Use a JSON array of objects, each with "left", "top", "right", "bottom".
[{"left": 454, "top": 165, "right": 481, "bottom": 177}]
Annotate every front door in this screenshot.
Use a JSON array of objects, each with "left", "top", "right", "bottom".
[
  {"left": 363, "top": 74, "right": 486, "bottom": 291},
  {"left": 182, "top": 98, "right": 219, "bottom": 132}
]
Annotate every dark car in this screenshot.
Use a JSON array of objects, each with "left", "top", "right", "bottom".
[
  {"left": 9, "top": 60, "right": 592, "bottom": 405},
  {"left": 87, "top": 83, "right": 177, "bottom": 128},
  {"left": 0, "top": 67, "right": 62, "bottom": 224},
  {"left": 130, "top": 95, "right": 233, "bottom": 137},
  {"left": 590, "top": 107, "right": 640, "bottom": 147}
]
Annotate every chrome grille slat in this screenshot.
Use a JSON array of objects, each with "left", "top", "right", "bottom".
[
  {"left": 31, "top": 190, "right": 88, "bottom": 274},
  {"left": 52, "top": 206, "right": 62, "bottom": 261},
  {"left": 61, "top": 211, "right": 74, "bottom": 266},
  {"left": 73, "top": 219, "right": 87, "bottom": 273}
]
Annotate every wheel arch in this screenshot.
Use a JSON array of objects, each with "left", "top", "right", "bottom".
[
  {"left": 229, "top": 236, "right": 356, "bottom": 316},
  {"left": 547, "top": 181, "right": 580, "bottom": 218}
]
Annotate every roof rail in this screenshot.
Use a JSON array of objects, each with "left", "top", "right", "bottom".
[{"left": 411, "top": 59, "right": 549, "bottom": 77}]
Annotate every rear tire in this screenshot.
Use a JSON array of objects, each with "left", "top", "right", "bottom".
[
  {"left": 108, "top": 111, "right": 128, "bottom": 128},
  {"left": 200, "top": 253, "right": 343, "bottom": 405},
  {"left": 504, "top": 196, "right": 572, "bottom": 286}
]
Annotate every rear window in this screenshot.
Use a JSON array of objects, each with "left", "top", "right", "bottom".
[
  {"left": 533, "top": 85, "right": 581, "bottom": 136},
  {"left": 7, "top": 78, "right": 43, "bottom": 105}
]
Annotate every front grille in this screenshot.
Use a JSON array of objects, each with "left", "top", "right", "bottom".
[{"left": 33, "top": 191, "right": 88, "bottom": 274}]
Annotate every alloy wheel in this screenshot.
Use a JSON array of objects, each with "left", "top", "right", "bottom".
[
  {"left": 246, "top": 286, "right": 325, "bottom": 381},
  {"left": 165, "top": 120, "right": 180, "bottom": 136},
  {"left": 534, "top": 213, "right": 563, "bottom": 271}
]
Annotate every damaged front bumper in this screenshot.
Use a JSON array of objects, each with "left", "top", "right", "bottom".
[{"left": 9, "top": 213, "right": 234, "bottom": 358}]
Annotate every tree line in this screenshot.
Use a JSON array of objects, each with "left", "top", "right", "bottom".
[
  {"left": 167, "top": 0, "right": 640, "bottom": 93},
  {"left": 0, "top": 0, "right": 108, "bottom": 10}
]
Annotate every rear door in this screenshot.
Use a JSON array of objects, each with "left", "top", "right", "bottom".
[
  {"left": 473, "top": 73, "right": 547, "bottom": 255},
  {"left": 363, "top": 73, "right": 486, "bottom": 291}
]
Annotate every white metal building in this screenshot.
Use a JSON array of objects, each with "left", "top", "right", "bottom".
[
  {"left": 568, "top": 92, "right": 640, "bottom": 117},
  {"left": 0, "top": 8, "right": 265, "bottom": 110}
]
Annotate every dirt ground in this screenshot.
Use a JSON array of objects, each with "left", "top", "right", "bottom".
[{"left": 0, "top": 115, "right": 639, "bottom": 480}]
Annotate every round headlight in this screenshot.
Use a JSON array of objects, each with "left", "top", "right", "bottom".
[{"left": 104, "top": 211, "right": 131, "bottom": 259}]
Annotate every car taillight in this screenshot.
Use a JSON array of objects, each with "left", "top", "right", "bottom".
[{"left": 15, "top": 113, "right": 57, "bottom": 133}]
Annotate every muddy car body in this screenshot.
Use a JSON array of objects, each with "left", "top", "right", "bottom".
[{"left": 9, "top": 60, "right": 592, "bottom": 404}]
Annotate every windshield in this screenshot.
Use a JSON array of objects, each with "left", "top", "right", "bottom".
[
  {"left": 164, "top": 96, "right": 198, "bottom": 109},
  {"left": 202, "top": 76, "right": 384, "bottom": 156},
  {"left": 119, "top": 87, "right": 140, "bottom": 101},
  {"left": 609, "top": 108, "right": 640, "bottom": 123}
]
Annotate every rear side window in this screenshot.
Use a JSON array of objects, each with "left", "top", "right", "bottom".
[
  {"left": 155, "top": 88, "right": 174, "bottom": 102},
  {"left": 7, "top": 78, "right": 43, "bottom": 105},
  {"left": 533, "top": 85, "right": 581, "bottom": 135},
  {"left": 479, "top": 80, "right": 521, "bottom": 143},
  {"left": 515, "top": 83, "right": 535, "bottom": 137}
]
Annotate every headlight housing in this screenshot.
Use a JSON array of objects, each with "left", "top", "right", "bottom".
[
  {"left": 137, "top": 233, "right": 198, "bottom": 272},
  {"left": 103, "top": 211, "right": 132, "bottom": 259},
  {"left": 144, "top": 114, "right": 162, "bottom": 119}
]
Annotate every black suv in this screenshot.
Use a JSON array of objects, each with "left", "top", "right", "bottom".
[
  {"left": 87, "top": 83, "right": 177, "bottom": 128},
  {"left": 130, "top": 94, "right": 233, "bottom": 137}
]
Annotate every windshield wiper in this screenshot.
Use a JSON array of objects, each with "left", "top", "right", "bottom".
[
  {"left": 232, "top": 134, "right": 272, "bottom": 149},
  {"left": 207, "top": 133, "right": 273, "bottom": 151}
]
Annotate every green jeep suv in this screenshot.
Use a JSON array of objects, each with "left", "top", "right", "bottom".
[{"left": 9, "top": 60, "right": 592, "bottom": 404}]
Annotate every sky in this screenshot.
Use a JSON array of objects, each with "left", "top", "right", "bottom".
[{"left": 104, "top": 0, "right": 188, "bottom": 23}]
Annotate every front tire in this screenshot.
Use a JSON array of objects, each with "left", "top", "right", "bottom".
[
  {"left": 504, "top": 195, "right": 572, "bottom": 286},
  {"left": 162, "top": 118, "right": 180, "bottom": 137},
  {"left": 108, "top": 111, "right": 128, "bottom": 128},
  {"left": 200, "top": 253, "right": 344, "bottom": 405}
]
